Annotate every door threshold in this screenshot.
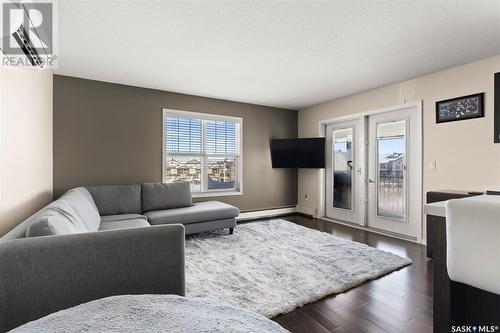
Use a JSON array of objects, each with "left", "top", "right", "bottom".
[{"left": 320, "top": 216, "right": 421, "bottom": 244}]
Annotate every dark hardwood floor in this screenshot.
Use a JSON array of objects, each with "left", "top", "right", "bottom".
[{"left": 265, "top": 215, "right": 433, "bottom": 333}]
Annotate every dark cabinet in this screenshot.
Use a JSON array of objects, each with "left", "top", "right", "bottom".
[
  {"left": 426, "top": 190, "right": 479, "bottom": 259},
  {"left": 427, "top": 190, "right": 500, "bottom": 333}
]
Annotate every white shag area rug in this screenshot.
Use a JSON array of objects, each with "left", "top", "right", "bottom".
[
  {"left": 10, "top": 295, "right": 289, "bottom": 333},
  {"left": 186, "top": 219, "right": 412, "bottom": 318}
]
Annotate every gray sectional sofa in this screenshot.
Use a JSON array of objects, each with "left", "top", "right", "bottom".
[
  {"left": 2, "top": 182, "right": 239, "bottom": 240},
  {"left": 0, "top": 182, "right": 239, "bottom": 331}
]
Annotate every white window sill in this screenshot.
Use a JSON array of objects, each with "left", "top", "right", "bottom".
[{"left": 192, "top": 191, "right": 243, "bottom": 198}]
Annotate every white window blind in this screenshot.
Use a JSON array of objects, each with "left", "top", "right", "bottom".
[
  {"left": 165, "top": 117, "right": 202, "bottom": 153},
  {"left": 163, "top": 110, "right": 242, "bottom": 195},
  {"left": 205, "top": 120, "right": 238, "bottom": 155}
]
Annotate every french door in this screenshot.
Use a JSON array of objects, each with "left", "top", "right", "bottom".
[
  {"left": 325, "top": 119, "right": 362, "bottom": 224},
  {"left": 325, "top": 103, "right": 422, "bottom": 241},
  {"left": 366, "top": 108, "right": 421, "bottom": 239}
]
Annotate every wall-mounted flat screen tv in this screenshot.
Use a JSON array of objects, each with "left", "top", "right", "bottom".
[{"left": 271, "top": 138, "right": 325, "bottom": 168}]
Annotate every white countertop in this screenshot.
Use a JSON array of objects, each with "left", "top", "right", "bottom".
[
  {"left": 424, "top": 194, "right": 500, "bottom": 217},
  {"left": 424, "top": 200, "right": 447, "bottom": 217}
]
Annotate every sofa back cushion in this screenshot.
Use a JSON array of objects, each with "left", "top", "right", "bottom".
[
  {"left": 59, "top": 187, "right": 101, "bottom": 232},
  {"left": 26, "top": 201, "right": 89, "bottom": 237},
  {"left": 7, "top": 188, "right": 97, "bottom": 239},
  {"left": 25, "top": 187, "right": 100, "bottom": 237},
  {"left": 142, "top": 182, "right": 192, "bottom": 212},
  {"left": 86, "top": 185, "right": 142, "bottom": 215}
]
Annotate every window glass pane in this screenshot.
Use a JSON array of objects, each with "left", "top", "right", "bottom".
[
  {"left": 164, "top": 112, "right": 241, "bottom": 193},
  {"left": 165, "top": 116, "right": 202, "bottom": 153},
  {"left": 206, "top": 120, "right": 238, "bottom": 155},
  {"left": 207, "top": 157, "right": 237, "bottom": 190},
  {"left": 377, "top": 120, "right": 406, "bottom": 219},
  {"left": 332, "top": 128, "right": 353, "bottom": 210},
  {"left": 164, "top": 156, "right": 201, "bottom": 192}
]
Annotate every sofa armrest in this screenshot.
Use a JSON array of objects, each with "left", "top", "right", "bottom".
[{"left": 0, "top": 224, "right": 185, "bottom": 332}]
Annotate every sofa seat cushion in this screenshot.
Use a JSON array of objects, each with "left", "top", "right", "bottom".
[
  {"left": 142, "top": 182, "right": 192, "bottom": 212},
  {"left": 86, "top": 185, "right": 142, "bottom": 215},
  {"left": 99, "top": 219, "right": 150, "bottom": 231},
  {"left": 145, "top": 201, "right": 239, "bottom": 225},
  {"left": 100, "top": 214, "right": 148, "bottom": 223}
]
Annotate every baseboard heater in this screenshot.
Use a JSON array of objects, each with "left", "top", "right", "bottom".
[{"left": 237, "top": 206, "right": 297, "bottom": 221}]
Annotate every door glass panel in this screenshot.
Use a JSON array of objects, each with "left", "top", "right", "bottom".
[
  {"left": 377, "top": 121, "right": 406, "bottom": 219},
  {"left": 332, "top": 128, "right": 353, "bottom": 210}
]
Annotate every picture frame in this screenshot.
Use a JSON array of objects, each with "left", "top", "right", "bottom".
[{"left": 436, "top": 92, "right": 484, "bottom": 124}]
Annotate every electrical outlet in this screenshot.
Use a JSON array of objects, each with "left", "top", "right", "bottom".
[{"left": 428, "top": 160, "right": 437, "bottom": 170}]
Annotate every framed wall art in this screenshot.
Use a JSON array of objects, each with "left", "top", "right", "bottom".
[{"left": 436, "top": 93, "right": 484, "bottom": 124}]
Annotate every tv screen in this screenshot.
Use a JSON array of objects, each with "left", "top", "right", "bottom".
[{"left": 271, "top": 138, "right": 325, "bottom": 168}]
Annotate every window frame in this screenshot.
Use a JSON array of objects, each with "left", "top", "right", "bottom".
[{"left": 162, "top": 108, "right": 243, "bottom": 198}]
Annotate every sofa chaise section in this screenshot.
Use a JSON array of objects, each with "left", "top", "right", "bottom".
[
  {"left": 141, "top": 182, "right": 239, "bottom": 235},
  {"left": 145, "top": 201, "right": 239, "bottom": 234}
]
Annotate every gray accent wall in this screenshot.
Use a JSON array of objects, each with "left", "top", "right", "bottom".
[{"left": 53, "top": 75, "right": 297, "bottom": 211}]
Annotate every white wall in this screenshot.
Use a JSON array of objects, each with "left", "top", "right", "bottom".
[
  {"left": 298, "top": 55, "right": 500, "bottom": 241},
  {"left": 0, "top": 68, "right": 53, "bottom": 236}
]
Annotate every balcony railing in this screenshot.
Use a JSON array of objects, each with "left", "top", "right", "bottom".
[{"left": 378, "top": 170, "right": 405, "bottom": 219}]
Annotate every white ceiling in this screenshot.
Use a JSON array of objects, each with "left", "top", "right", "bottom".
[{"left": 57, "top": 1, "right": 500, "bottom": 110}]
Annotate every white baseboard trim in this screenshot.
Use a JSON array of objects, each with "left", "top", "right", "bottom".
[
  {"left": 320, "top": 216, "right": 424, "bottom": 245},
  {"left": 237, "top": 207, "right": 297, "bottom": 221},
  {"left": 296, "top": 205, "right": 316, "bottom": 217},
  {"left": 236, "top": 208, "right": 427, "bottom": 246}
]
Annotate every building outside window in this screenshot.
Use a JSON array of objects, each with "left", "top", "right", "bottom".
[{"left": 163, "top": 109, "right": 242, "bottom": 196}]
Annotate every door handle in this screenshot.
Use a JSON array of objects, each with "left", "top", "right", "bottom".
[{"left": 366, "top": 178, "right": 375, "bottom": 183}]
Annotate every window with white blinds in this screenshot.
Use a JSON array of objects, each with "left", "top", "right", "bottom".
[{"left": 163, "top": 109, "right": 242, "bottom": 195}]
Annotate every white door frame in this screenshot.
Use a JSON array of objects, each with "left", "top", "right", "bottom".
[{"left": 317, "top": 101, "right": 423, "bottom": 243}]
